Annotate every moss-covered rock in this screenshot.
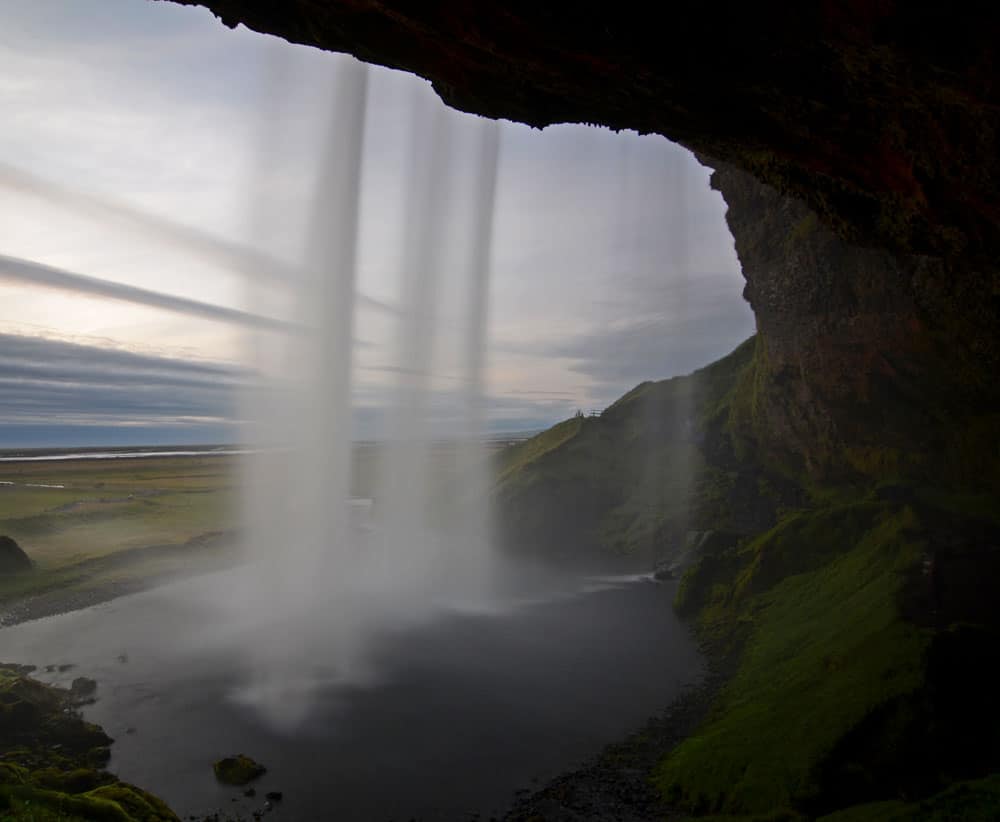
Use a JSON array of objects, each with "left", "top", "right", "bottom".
[
  {"left": 0, "top": 667, "right": 179, "bottom": 821},
  {"left": 657, "top": 486, "right": 1000, "bottom": 819},
  {"left": 85, "top": 784, "right": 178, "bottom": 821},
  {"left": 212, "top": 754, "right": 266, "bottom": 785}
]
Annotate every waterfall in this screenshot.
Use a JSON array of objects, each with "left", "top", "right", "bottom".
[{"left": 230, "top": 56, "right": 501, "bottom": 727}]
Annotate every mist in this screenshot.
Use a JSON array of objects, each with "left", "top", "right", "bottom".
[{"left": 133, "top": 55, "right": 506, "bottom": 728}]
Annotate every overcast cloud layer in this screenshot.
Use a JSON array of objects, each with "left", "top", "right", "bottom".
[{"left": 0, "top": 0, "right": 754, "bottom": 445}]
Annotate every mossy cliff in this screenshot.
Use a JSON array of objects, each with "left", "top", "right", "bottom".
[
  {"left": 495, "top": 341, "right": 754, "bottom": 567},
  {"left": 710, "top": 161, "right": 1000, "bottom": 491},
  {"left": 496, "top": 164, "right": 1000, "bottom": 818},
  {"left": 0, "top": 665, "right": 179, "bottom": 821}
]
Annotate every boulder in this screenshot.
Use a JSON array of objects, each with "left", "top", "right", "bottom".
[
  {"left": 213, "top": 755, "right": 266, "bottom": 785},
  {"left": 0, "top": 535, "right": 32, "bottom": 574},
  {"left": 70, "top": 677, "right": 98, "bottom": 700}
]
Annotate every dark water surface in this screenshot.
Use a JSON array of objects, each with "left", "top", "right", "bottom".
[{"left": 0, "top": 572, "right": 701, "bottom": 821}]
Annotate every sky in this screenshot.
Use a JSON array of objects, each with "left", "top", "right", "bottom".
[{"left": 0, "top": 0, "right": 755, "bottom": 447}]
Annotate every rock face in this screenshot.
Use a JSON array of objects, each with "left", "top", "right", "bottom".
[
  {"left": 167, "top": 1, "right": 1000, "bottom": 264},
  {"left": 708, "top": 162, "right": 1000, "bottom": 488},
  {"left": 0, "top": 536, "right": 32, "bottom": 574}
]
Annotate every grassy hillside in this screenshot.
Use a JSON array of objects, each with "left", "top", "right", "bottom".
[
  {"left": 493, "top": 336, "right": 763, "bottom": 567},
  {"left": 497, "top": 333, "right": 1000, "bottom": 819},
  {"left": 0, "top": 456, "right": 239, "bottom": 606}
]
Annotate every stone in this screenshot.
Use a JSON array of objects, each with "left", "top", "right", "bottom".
[
  {"left": 0, "top": 535, "right": 32, "bottom": 574},
  {"left": 212, "top": 754, "right": 266, "bottom": 785},
  {"left": 70, "top": 677, "right": 98, "bottom": 699}
]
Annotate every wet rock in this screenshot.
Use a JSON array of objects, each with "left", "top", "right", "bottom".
[
  {"left": 213, "top": 754, "right": 266, "bottom": 785},
  {"left": 70, "top": 677, "right": 98, "bottom": 699},
  {"left": 264, "top": 791, "right": 282, "bottom": 801}
]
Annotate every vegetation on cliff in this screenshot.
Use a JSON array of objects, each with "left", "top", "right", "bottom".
[
  {"left": 498, "top": 324, "right": 1000, "bottom": 819},
  {"left": 493, "top": 336, "right": 767, "bottom": 567}
]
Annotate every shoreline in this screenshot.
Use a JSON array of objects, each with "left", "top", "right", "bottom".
[
  {"left": 0, "top": 535, "right": 238, "bottom": 628},
  {"left": 502, "top": 659, "right": 725, "bottom": 822},
  {"left": 1, "top": 555, "right": 720, "bottom": 822}
]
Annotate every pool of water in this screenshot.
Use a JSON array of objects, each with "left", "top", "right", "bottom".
[{"left": 0, "top": 570, "right": 701, "bottom": 821}]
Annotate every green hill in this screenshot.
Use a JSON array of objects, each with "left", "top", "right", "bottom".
[
  {"left": 493, "top": 336, "right": 789, "bottom": 568},
  {"left": 495, "top": 334, "right": 1000, "bottom": 820}
]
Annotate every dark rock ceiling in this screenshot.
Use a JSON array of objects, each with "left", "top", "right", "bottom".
[{"left": 164, "top": 1, "right": 1000, "bottom": 263}]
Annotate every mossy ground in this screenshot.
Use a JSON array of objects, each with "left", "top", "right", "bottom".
[
  {"left": 497, "top": 330, "right": 1000, "bottom": 820},
  {"left": 649, "top": 327, "right": 1000, "bottom": 819},
  {"left": 212, "top": 756, "right": 265, "bottom": 786},
  {"left": 659, "top": 503, "right": 929, "bottom": 814},
  {"left": 0, "top": 666, "right": 178, "bottom": 821}
]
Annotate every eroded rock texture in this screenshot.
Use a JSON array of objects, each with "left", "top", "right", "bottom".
[{"left": 711, "top": 163, "right": 1000, "bottom": 487}]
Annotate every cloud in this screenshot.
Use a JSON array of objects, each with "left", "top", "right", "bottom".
[
  {"left": 0, "top": 0, "right": 754, "bottom": 445},
  {"left": 0, "top": 332, "right": 245, "bottom": 426},
  {"left": 0, "top": 253, "right": 301, "bottom": 331},
  {"left": 0, "top": 332, "right": 572, "bottom": 441}
]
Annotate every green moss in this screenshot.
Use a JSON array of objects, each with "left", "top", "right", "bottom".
[
  {"left": 657, "top": 505, "right": 928, "bottom": 815},
  {"left": 0, "top": 784, "right": 131, "bottom": 821},
  {"left": 84, "top": 785, "right": 176, "bottom": 821},
  {"left": 30, "top": 769, "right": 107, "bottom": 794},
  {"left": 0, "top": 669, "right": 178, "bottom": 821},
  {"left": 0, "top": 764, "right": 27, "bottom": 785},
  {"left": 0, "top": 780, "right": 177, "bottom": 822},
  {"left": 818, "top": 773, "right": 1000, "bottom": 821},
  {"left": 212, "top": 754, "right": 265, "bottom": 785}
]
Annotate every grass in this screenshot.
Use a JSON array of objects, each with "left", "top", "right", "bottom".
[
  {"left": 492, "top": 337, "right": 761, "bottom": 564},
  {"left": 0, "top": 456, "right": 237, "bottom": 562},
  {"left": 658, "top": 503, "right": 929, "bottom": 815},
  {"left": 494, "top": 416, "right": 583, "bottom": 486},
  {"left": 0, "top": 440, "right": 520, "bottom": 606},
  {"left": 0, "top": 456, "right": 238, "bottom": 605}
]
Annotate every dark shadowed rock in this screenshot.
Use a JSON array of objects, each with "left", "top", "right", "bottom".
[
  {"left": 169, "top": 1, "right": 1000, "bottom": 265},
  {"left": 70, "top": 676, "right": 98, "bottom": 700},
  {"left": 0, "top": 535, "right": 32, "bottom": 574}
]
